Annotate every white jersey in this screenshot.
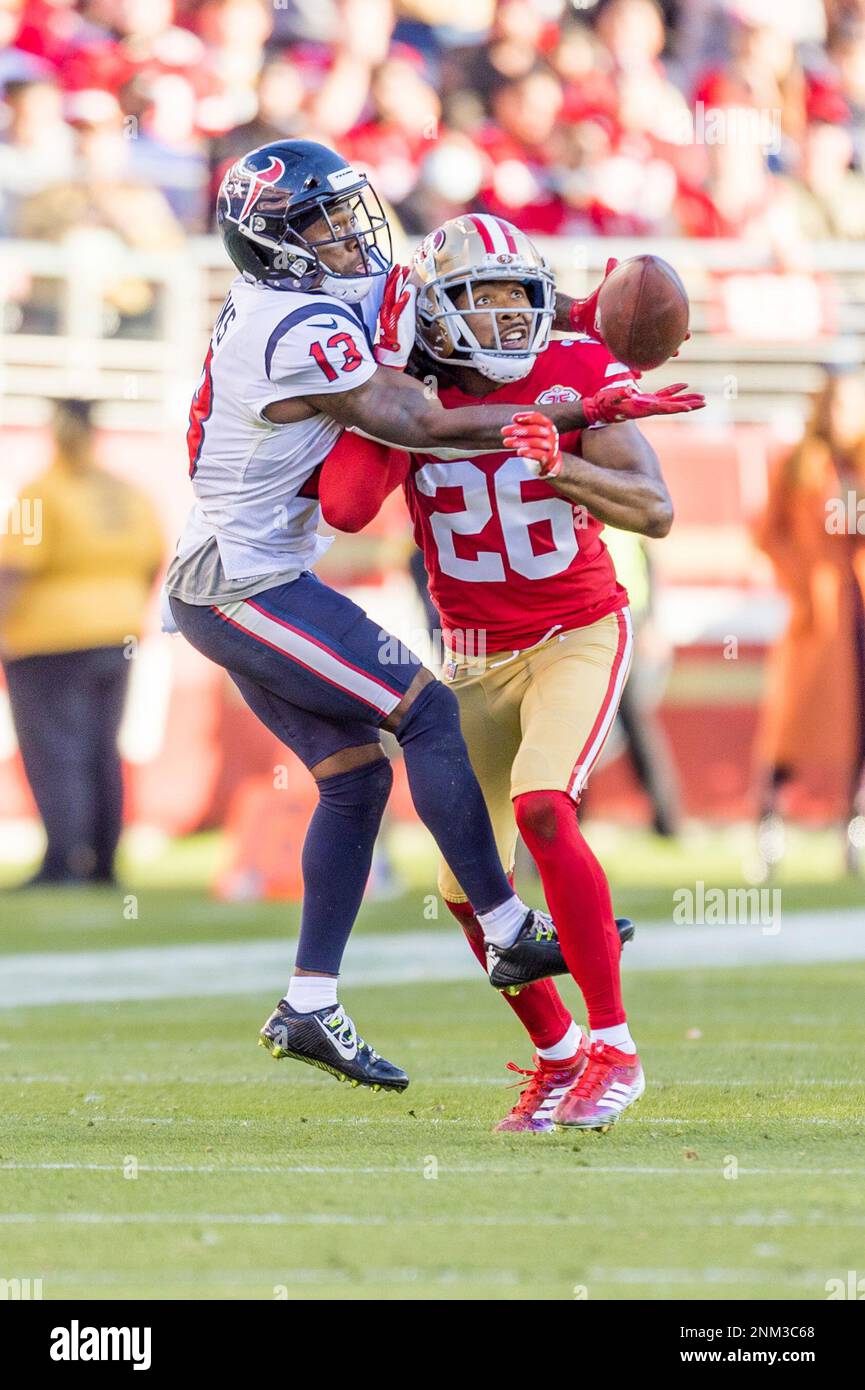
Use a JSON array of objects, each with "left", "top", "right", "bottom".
[{"left": 179, "top": 274, "right": 383, "bottom": 580}]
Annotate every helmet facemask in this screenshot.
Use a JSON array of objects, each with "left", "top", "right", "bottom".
[
  {"left": 288, "top": 187, "right": 391, "bottom": 302},
  {"left": 417, "top": 265, "right": 555, "bottom": 383}
]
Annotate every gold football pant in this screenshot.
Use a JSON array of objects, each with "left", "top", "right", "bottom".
[{"left": 439, "top": 608, "right": 633, "bottom": 903}]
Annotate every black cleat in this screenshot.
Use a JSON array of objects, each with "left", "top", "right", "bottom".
[
  {"left": 486, "top": 912, "right": 635, "bottom": 994},
  {"left": 616, "top": 917, "right": 635, "bottom": 947},
  {"left": 258, "top": 999, "right": 409, "bottom": 1092}
]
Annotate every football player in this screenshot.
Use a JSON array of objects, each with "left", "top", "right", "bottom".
[
  {"left": 319, "top": 215, "right": 703, "bottom": 1130},
  {"left": 166, "top": 142, "right": 621, "bottom": 1095}
]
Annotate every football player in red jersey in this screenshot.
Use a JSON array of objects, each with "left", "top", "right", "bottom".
[{"left": 320, "top": 216, "right": 702, "bottom": 1131}]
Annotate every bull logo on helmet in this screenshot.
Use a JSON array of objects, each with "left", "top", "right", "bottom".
[{"left": 237, "top": 156, "right": 286, "bottom": 223}]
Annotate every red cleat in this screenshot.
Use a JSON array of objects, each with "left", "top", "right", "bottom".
[
  {"left": 552, "top": 1041, "right": 645, "bottom": 1131},
  {"left": 494, "top": 1042, "right": 588, "bottom": 1133}
]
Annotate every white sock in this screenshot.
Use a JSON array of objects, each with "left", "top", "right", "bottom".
[
  {"left": 590, "top": 1023, "right": 637, "bottom": 1055},
  {"left": 286, "top": 975, "right": 338, "bottom": 1014},
  {"left": 477, "top": 894, "right": 529, "bottom": 948},
  {"left": 537, "top": 1021, "right": 583, "bottom": 1063}
]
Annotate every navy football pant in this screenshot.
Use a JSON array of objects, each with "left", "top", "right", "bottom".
[{"left": 170, "top": 573, "right": 513, "bottom": 972}]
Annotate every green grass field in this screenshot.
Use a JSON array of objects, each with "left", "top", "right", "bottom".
[{"left": 1, "top": 827, "right": 863, "bottom": 1301}]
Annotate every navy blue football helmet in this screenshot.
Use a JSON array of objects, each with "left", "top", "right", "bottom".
[{"left": 217, "top": 140, "right": 391, "bottom": 301}]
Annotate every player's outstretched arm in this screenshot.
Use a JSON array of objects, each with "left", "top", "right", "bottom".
[
  {"left": 502, "top": 413, "right": 673, "bottom": 539},
  {"left": 319, "top": 431, "right": 408, "bottom": 533},
  {"left": 305, "top": 366, "right": 596, "bottom": 450}
]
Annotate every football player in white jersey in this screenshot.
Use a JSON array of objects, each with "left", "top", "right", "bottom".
[{"left": 167, "top": 140, "right": 608, "bottom": 1093}]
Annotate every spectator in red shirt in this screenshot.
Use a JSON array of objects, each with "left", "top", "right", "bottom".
[
  {"left": 550, "top": 20, "right": 619, "bottom": 126},
  {"left": 594, "top": 0, "right": 668, "bottom": 72},
  {"left": 58, "top": 0, "right": 205, "bottom": 99},
  {"left": 342, "top": 47, "right": 442, "bottom": 209},
  {"left": 10, "top": 0, "right": 88, "bottom": 72},
  {"left": 477, "top": 65, "right": 565, "bottom": 233},
  {"left": 693, "top": 5, "right": 808, "bottom": 168},
  {"left": 399, "top": 129, "right": 485, "bottom": 235},
  {"left": 551, "top": 114, "right": 678, "bottom": 238}
]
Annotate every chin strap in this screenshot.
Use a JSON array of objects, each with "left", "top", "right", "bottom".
[
  {"left": 319, "top": 272, "right": 375, "bottom": 304},
  {"left": 471, "top": 351, "right": 537, "bottom": 384}
]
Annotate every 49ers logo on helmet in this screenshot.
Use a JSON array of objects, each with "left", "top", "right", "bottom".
[
  {"left": 237, "top": 156, "right": 286, "bottom": 222},
  {"left": 417, "top": 227, "right": 446, "bottom": 262}
]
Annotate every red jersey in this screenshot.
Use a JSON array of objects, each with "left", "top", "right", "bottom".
[{"left": 404, "top": 339, "right": 634, "bottom": 652}]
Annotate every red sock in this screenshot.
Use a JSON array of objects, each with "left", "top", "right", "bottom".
[
  {"left": 444, "top": 896, "right": 574, "bottom": 1052},
  {"left": 514, "top": 790, "right": 625, "bottom": 1030}
]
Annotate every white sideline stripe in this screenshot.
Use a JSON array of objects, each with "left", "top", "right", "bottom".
[
  {"left": 2, "top": 1162, "right": 862, "bottom": 1178},
  {"left": 1, "top": 908, "right": 864, "bottom": 1009},
  {"left": 217, "top": 598, "right": 401, "bottom": 717},
  {"left": 0, "top": 1206, "right": 860, "bottom": 1230}
]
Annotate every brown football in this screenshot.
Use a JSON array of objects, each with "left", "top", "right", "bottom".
[{"left": 595, "top": 254, "right": 690, "bottom": 371}]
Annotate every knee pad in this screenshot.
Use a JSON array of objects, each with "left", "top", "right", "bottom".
[
  {"left": 393, "top": 679, "right": 462, "bottom": 750},
  {"left": 316, "top": 756, "right": 393, "bottom": 822}
]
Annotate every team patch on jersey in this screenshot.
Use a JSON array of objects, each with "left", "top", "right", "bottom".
[{"left": 535, "top": 384, "right": 581, "bottom": 405}]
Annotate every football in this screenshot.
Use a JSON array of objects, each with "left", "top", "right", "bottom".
[{"left": 595, "top": 254, "right": 690, "bottom": 371}]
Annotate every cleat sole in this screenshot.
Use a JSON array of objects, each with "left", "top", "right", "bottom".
[
  {"left": 257, "top": 1029, "right": 408, "bottom": 1092},
  {"left": 554, "top": 1093, "right": 642, "bottom": 1135}
]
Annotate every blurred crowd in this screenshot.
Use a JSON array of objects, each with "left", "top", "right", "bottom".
[{"left": 3, "top": 0, "right": 865, "bottom": 251}]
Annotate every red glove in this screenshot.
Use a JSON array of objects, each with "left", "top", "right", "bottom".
[
  {"left": 501, "top": 411, "right": 563, "bottom": 478},
  {"left": 375, "top": 263, "right": 417, "bottom": 369},
  {"left": 582, "top": 381, "right": 705, "bottom": 426},
  {"left": 568, "top": 257, "right": 618, "bottom": 337}
]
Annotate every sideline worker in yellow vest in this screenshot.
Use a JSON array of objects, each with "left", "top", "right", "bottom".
[{"left": 0, "top": 399, "right": 164, "bottom": 887}]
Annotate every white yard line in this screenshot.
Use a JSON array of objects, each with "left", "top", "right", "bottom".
[
  {"left": 1, "top": 1073, "right": 863, "bottom": 1088},
  {"left": 0, "top": 909, "right": 863, "bottom": 1009}
]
